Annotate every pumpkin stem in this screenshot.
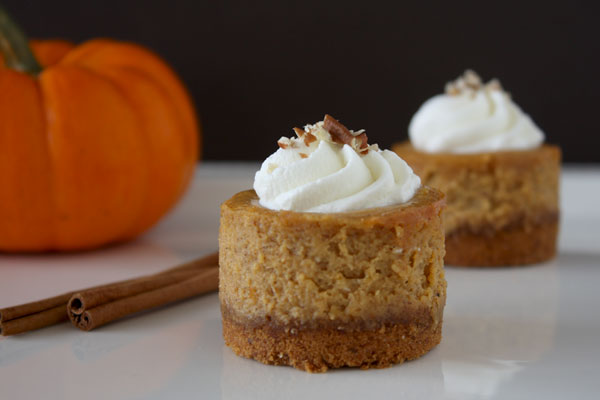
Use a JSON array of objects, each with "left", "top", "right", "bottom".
[{"left": 0, "top": 5, "right": 42, "bottom": 75}]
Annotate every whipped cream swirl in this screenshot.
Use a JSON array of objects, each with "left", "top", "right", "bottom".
[
  {"left": 409, "top": 70, "right": 545, "bottom": 154},
  {"left": 254, "top": 119, "right": 421, "bottom": 213}
]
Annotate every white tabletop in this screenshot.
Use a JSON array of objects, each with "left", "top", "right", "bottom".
[{"left": 1, "top": 163, "right": 599, "bottom": 400}]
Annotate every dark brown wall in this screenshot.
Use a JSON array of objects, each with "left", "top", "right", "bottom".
[{"left": 5, "top": 1, "right": 599, "bottom": 162}]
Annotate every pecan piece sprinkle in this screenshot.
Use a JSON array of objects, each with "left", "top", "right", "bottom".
[
  {"left": 445, "top": 70, "right": 489, "bottom": 96},
  {"left": 277, "top": 137, "right": 295, "bottom": 149},
  {"left": 303, "top": 131, "right": 317, "bottom": 146},
  {"left": 323, "top": 114, "right": 369, "bottom": 154},
  {"left": 486, "top": 78, "right": 503, "bottom": 91},
  {"left": 293, "top": 127, "right": 317, "bottom": 146},
  {"left": 293, "top": 127, "right": 305, "bottom": 138}
]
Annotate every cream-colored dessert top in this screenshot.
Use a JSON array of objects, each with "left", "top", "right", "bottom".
[
  {"left": 408, "top": 70, "right": 545, "bottom": 154},
  {"left": 254, "top": 115, "right": 421, "bottom": 213}
]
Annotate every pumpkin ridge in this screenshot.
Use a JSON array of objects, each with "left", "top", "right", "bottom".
[
  {"left": 61, "top": 40, "right": 199, "bottom": 163},
  {"left": 109, "top": 66, "right": 192, "bottom": 235},
  {"left": 62, "top": 43, "right": 197, "bottom": 217},
  {"left": 65, "top": 61, "right": 193, "bottom": 237},
  {"left": 141, "top": 69, "right": 197, "bottom": 196},
  {"left": 36, "top": 74, "right": 59, "bottom": 249},
  {"left": 59, "top": 63, "right": 154, "bottom": 241},
  {"left": 109, "top": 64, "right": 195, "bottom": 204},
  {"left": 72, "top": 64, "right": 169, "bottom": 238},
  {"left": 39, "top": 64, "right": 147, "bottom": 249},
  {"left": 30, "top": 39, "right": 74, "bottom": 67},
  {"left": 0, "top": 69, "right": 55, "bottom": 250},
  {"left": 58, "top": 39, "right": 112, "bottom": 66}
]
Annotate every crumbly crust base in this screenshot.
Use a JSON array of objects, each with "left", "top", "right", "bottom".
[
  {"left": 445, "top": 217, "right": 558, "bottom": 266},
  {"left": 221, "top": 307, "right": 442, "bottom": 373}
]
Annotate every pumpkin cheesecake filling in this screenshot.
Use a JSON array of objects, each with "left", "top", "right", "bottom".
[
  {"left": 219, "top": 116, "right": 446, "bottom": 372},
  {"left": 393, "top": 143, "right": 559, "bottom": 266}
]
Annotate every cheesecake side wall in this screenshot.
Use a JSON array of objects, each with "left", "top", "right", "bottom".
[
  {"left": 393, "top": 143, "right": 560, "bottom": 234},
  {"left": 394, "top": 143, "right": 560, "bottom": 266},
  {"left": 219, "top": 189, "right": 446, "bottom": 327}
]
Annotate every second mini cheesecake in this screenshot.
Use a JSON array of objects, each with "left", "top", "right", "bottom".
[{"left": 395, "top": 71, "right": 560, "bottom": 267}]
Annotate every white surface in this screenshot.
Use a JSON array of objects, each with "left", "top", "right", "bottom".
[{"left": 1, "top": 163, "right": 599, "bottom": 400}]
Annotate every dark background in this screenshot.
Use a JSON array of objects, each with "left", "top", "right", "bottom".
[{"left": 4, "top": 1, "right": 599, "bottom": 162}]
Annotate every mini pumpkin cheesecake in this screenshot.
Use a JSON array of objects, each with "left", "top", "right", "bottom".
[
  {"left": 219, "top": 115, "right": 446, "bottom": 372},
  {"left": 394, "top": 71, "right": 560, "bottom": 266}
]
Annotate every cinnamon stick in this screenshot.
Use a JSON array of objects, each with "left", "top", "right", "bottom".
[
  {"left": 68, "top": 252, "right": 219, "bottom": 315},
  {"left": 0, "top": 251, "right": 219, "bottom": 336},
  {"left": 68, "top": 269, "right": 201, "bottom": 315},
  {"left": 70, "top": 267, "right": 218, "bottom": 331},
  {"left": 0, "top": 303, "right": 69, "bottom": 336}
]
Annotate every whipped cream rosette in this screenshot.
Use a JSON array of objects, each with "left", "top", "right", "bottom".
[
  {"left": 409, "top": 70, "right": 544, "bottom": 154},
  {"left": 254, "top": 115, "right": 421, "bottom": 212}
]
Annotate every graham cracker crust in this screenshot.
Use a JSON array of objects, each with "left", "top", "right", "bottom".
[
  {"left": 445, "top": 217, "right": 559, "bottom": 267},
  {"left": 221, "top": 307, "right": 442, "bottom": 373}
]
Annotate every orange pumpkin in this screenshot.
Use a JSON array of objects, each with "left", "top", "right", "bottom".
[{"left": 0, "top": 8, "right": 200, "bottom": 252}]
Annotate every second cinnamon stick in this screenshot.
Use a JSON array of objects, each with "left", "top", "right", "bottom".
[
  {"left": 1, "top": 251, "right": 219, "bottom": 336},
  {"left": 0, "top": 304, "right": 68, "bottom": 336},
  {"left": 70, "top": 266, "right": 219, "bottom": 331},
  {"left": 68, "top": 268, "right": 202, "bottom": 315}
]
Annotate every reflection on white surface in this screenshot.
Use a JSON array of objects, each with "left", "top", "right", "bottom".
[
  {"left": 0, "top": 294, "right": 222, "bottom": 400},
  {"left": 221, "top": 345, "right": 446, "bottom": 400},
  {"left": 441, "top": 261, "right": 559, "bottom": 399},
  {"left": 443, "top": 359, "right": 524, "bottom": 399},
  {"left": 0, "top": 164, "right": 599, "bottom": 400},
  {"left": 65, "top": 313, "right": 201, "bottom": 399}
]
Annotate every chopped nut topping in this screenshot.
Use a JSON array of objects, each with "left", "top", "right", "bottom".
[
  {"left": 280, "top": 116, "right": 372, "bottom": 155},
  {"left": 444, "top": 82, "right": 461, "bottom": 96},
  {"left": 486, "top": 78, "right": 503, "bottom": 91},
  {"left": 293, "top": 126, "right": 317, "bottom": 146},
  {"left": 292, "top": 127, "right": 305, "bottom": 138},
  {"left": 303, "top": 131, "right": 317, "bottom": 146},
  {"left": 323, "top": 114, "right": 369, "bottom": 154},
  {"left": 445, "top": 69, "right": 482, "bottom": 96},
  {"left": 277, "top": 137, "right": 296, "bottom": 149},
  {"left": 445, "top": 70, "right": 504, "bottom": 97},
  {"left": 463, "top": 69, "right": 481, "bottom": 89}
]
